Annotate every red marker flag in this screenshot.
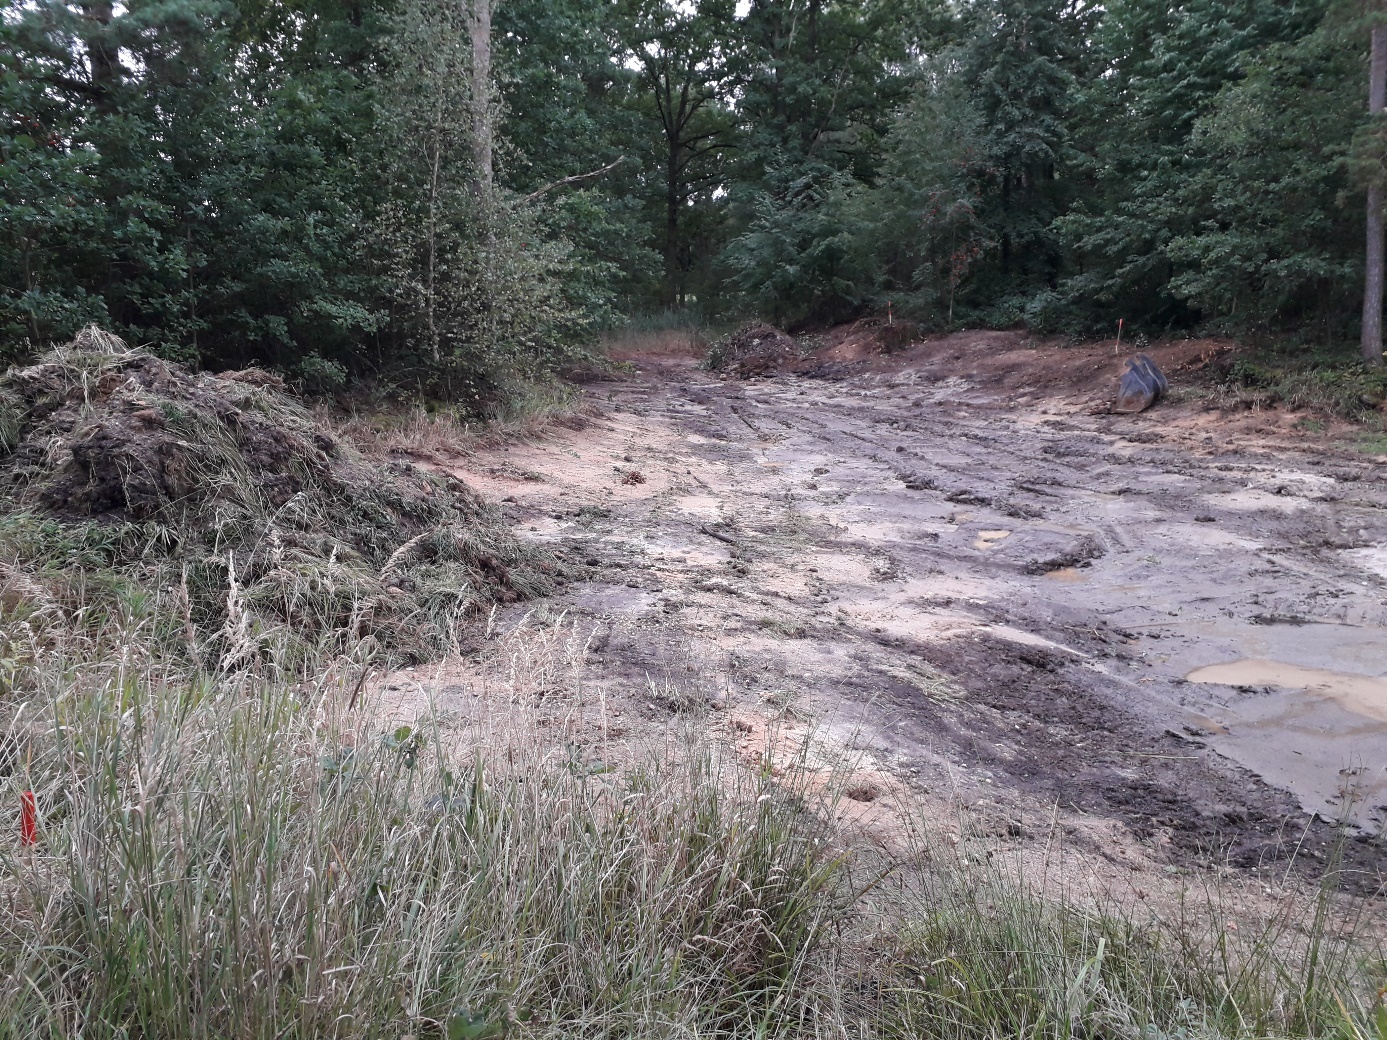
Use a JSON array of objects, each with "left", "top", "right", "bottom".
[{"left": 20, "top": 791, "right": 37, "bottom": 846}]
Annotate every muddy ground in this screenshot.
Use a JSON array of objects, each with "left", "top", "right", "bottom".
[{"left": 377, "top": 330, "right": 1387, "bottom": 895}]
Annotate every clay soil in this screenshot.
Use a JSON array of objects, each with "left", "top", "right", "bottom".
[{"left": 372, "top": 329, "right": 1387, "bottom": 898}]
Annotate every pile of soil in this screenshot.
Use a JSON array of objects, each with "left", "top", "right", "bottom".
[
  {"left": 706, "top": 323, "right": 800, "bottom": 378},
  {"left": 0, "top": 328, "right": 561, "bottom": 666},
  {"left": 812, "top": 316, "right": 921, "bottom": 364}
]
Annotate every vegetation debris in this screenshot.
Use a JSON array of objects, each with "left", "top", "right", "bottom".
[
  {"left": 0, "top": 328, "right": 561, "bottom": 669},
  {"left": 705, "top": 322, "right": 801, "bottom": 378}
]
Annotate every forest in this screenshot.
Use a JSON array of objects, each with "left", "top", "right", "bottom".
[{"left": 3, "top": 0, "right": 1386, "bottom": 403}]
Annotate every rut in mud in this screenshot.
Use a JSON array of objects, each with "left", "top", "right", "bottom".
[{"left": 391, "top": 333, "right": 1387, "bottom": 892}]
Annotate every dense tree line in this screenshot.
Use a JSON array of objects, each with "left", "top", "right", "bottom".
[{"left": 3, "top": 0, "right": 1384, "bottom": 398}]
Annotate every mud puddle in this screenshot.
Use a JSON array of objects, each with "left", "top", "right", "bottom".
[
  {"left": 1185, "top": 657, "right": 1387, "bottom": 821},
  {"left": 1186, "top": 659, "right": 1387, "bottom": 723}
]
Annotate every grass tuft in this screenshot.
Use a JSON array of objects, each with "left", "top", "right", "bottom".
[{"left": 0, "top": 615, "right": 845, "bottom": 1038}]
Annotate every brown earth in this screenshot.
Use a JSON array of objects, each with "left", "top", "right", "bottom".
[{"left": 365, "top": 327, "right": 1387, "bottom": 900}]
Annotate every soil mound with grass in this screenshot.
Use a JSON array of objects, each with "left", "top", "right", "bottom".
[
  {"left": 0, "top": 328, "right": 561, "bottom": 666},
  {"left": 814, "top": 316, "right": 921, "bottom": 364},
  {"left": 706, "top": 322, "right": 800, "bottom": 378}
]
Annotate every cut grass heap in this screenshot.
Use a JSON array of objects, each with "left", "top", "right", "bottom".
[{"left": 0, "top": 327, "right": 561, "bottom": 669}]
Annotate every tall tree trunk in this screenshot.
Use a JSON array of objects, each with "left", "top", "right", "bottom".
[
  {"left": 664, "top": 146, "right": 680, "bottom": 308},
  {"left": 469, "top": 0, "right": 493, "bottom": 196},
  {"left": 1363, "top": 10, "right": 1387, "bottom": 366}
]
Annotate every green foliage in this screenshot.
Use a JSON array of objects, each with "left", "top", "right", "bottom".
[
  {"left": 962, "top": 0, "right": 1094, "bottom": 297},
  {"left": 1053, "top": 0, "right": 1337, "bottom": 335},
  {"left": 1215, "top": 344, "right": 1387, "bottom": 419},
  {"left": 863, "top": 63, "right": 994, "bottom": 325},
  {"left": 1164, "top": 24, "right": 1361, "bottom": 337},
  {"left": 724, "top": 167, "right": 876, "bottom": 328},
  {"left": 4, "top": 0, "right": 1386, "bottom": 376},
  {"left": 0, "top": 0, "right": 598, "bottom": 407},
  {"left": 369, "top": 0, "right": 594, "bottom": 400},
  {"left": 700, "top": 0, "right": 1381, "bottom": 360}
]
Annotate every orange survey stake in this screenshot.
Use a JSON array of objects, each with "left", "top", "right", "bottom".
[{"left": 20, "top": 790, "right": 37, "bottom": 846}]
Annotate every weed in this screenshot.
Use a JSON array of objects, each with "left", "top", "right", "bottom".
[{"left": 1214, "top": 347, "right": 1387, "bottom": 422}]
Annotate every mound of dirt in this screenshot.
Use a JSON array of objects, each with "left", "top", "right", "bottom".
[
  {"left": 0, "top": 328, "right": 562, "bottom": 666},
  {"left": 706, "top": 323, "right": 800, "bottom": 378},
  {"left": 813, "top": 316, "right": 921, "bottom": 364}
]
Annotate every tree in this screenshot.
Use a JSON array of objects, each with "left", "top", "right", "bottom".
[
  {"left": 471, "top": 0, "right": 495, "bottom": 195},
  {"left": 961, "top": 0, "right": 1093, "bottom": 303},
  {"left": 869, "top": 62, "right": 994, "bottom": 324},
  {"left": 618, "top": 0, "right": 742, "bottom": 307},
  {"left": 373, "top": 0, "right": 592, "bottom": 399},
  {"left": 736, "top": 0, "right": 911, "bottom": 184},
  {"left": 1163, "top": 24, "right": 1361, "bottom": 338},
  {"left": 1363, "top": 1, "right": 1387, "bottom": 364},
  {"left": 1053, "top": 0, "right": 1326, "bottom": 332},
  {"left": 723, "top": 167, "right": 874, "bottom": 326}
]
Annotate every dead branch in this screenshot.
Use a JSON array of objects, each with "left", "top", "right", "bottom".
[{"left": 522, "top": 157, "right": 627, "bottom": 203}]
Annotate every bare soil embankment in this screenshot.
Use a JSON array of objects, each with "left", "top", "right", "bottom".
[{"left": 368, "top": 328, "right": 1387, "bottom": 896}]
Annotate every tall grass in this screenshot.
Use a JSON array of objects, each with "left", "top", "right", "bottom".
[
  {"left": 1, "top": 595, "right": 1383, "bottom": 1037},
  {"left": 601, "top": 309, "right": 717, "bottom": 360},
  {"left": 857, "top": 852, "right": 1385, "bottom": 1039},
  {"left": 0, "top": 611, "right": 844, "bottom": 1038}
]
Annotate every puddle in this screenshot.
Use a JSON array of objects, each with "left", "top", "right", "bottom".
[
  {"left": 972, "top": 529, "right": 1012, "bottom": 550},
  {"left": 1042, "top": 566, "right": 1088, "bottom": 582},
  {"left": 1186, "top": 658, "right": 1387, "bottom": 723}
]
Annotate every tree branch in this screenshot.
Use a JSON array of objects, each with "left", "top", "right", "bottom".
[{"left": 522, "top": 157, "right": 627, "bottom": 203}]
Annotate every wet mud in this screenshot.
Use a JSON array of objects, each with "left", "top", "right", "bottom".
[{"left": 437, "top": 331, "right": 1387, "bottom": 889}]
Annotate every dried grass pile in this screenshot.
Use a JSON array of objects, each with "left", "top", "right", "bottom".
[
  {"left": 705, "top": 322, "right": 800, "bottom": 378},
  {"left": 0, "top": 328, "right": 562, "bottom": 669}
]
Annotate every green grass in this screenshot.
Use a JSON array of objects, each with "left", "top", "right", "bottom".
[
  {"left": 859, "top": 855, "right": 1386, "bottom": 1040},
  {"left": 1, "top": 614, "right": 844, "bottom": 1038}
]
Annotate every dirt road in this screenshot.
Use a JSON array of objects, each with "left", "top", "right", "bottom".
[{"left": 433, "top": 333, "right": 1387, "bottom": 885}]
